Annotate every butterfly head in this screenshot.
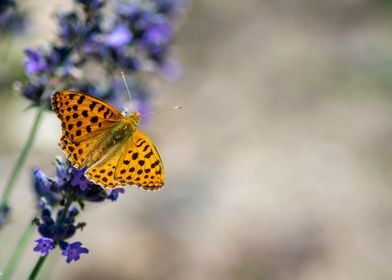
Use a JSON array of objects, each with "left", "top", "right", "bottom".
[
  {"left": 123, "top": 112, "right": 141, "bottom": 130},
  {"left": 133, "top": 112, "right": 141, "bottom": 122}
]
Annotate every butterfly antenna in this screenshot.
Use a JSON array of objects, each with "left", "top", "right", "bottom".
[
  {"left": 121, "top": 71, "right": 133, "bottom": 104},
  {"left": 144, "top": 105, "right": 183, "bottom": 117}
]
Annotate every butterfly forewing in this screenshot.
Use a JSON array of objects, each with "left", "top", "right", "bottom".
[
  {"left": 115, "top": 130, "right": 165, "bottom": 191},
  {"left": 52, "top": 91, "right": 123, "bottom": 142}
]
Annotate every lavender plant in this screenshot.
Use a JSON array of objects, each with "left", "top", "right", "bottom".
[
  {"left": 1, "top": 0, "right": 185, "bottom": 278},
  {"left": 28, "top": 157, "right": 123, "bottom": 277}
]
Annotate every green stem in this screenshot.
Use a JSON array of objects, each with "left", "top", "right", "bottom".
[
  {"left": 28, "top": 255, "right": 48, "bottom": 280},
  {"left": 0, "top": 107, "right": 44, "bottom": 207},
  {"left": 38, "top": 250, "right": 58, "bottom": 280},
  {"left": 2, "top": 223, "right": 35, "bottom": 280}
]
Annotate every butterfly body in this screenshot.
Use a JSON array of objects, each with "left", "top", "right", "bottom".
[
  {"left": 52, "top": 91, "right": 164, "bottom": 191},
  {"left": 111, "top": 113, "right": 140, "bottom": 141}
]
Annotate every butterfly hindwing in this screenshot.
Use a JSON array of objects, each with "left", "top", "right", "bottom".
[
  {"left": 115, "top": 130, "right": 165, "bottom": 191},
  {"left": 84, "top": 143, "right": 126, "bottom": 189},
  {"left": 60, "top": 135, "right": 91, "bottom": 168},
  {"left": 52, "top": 90, "right": 123, "bottom": 142},
  {"left": 60, "top": 124, "right": 118, "bottom": 169}
]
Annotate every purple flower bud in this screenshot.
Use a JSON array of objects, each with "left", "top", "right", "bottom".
[
  {"left": 21, "top": 83, "right": 45, "bottom": 102},
  {"left": 57, "top": 12, "right": 81, "bottom": 43},
  {"left": 108, "top": 188, "right": 124, "bottom": 201},
  {"left": 24, "top": 48, "right": 47, "bottom": 75},
  {"left": 34, "top": 168, "right": 52, "bottom": 191},
  {"left": 68, "top": 206, "right": 79, "bottom": 217}
]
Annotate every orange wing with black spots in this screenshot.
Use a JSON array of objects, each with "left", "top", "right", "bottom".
[
  {"left": 115, "top": 130, "right": 164, "bottom": 191},
  {"left": 84, "top": 144, "right": 125, "bottom": 188},
  {"left": 52, "top": 90, "right": 123, "bottom": 142}
]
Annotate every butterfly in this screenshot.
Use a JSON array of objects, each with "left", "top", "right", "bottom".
[{"left": 51, "top": 90, "right": 164, "bottom": 191}]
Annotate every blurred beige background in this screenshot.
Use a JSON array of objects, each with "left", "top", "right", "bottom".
[{"left": 1, "top": 0, "right": 392, "bottom": 279}]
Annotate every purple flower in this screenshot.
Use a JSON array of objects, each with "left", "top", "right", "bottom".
[
  {"left": 135, "top": 11, "right": 159, "bottom": 30},
  {"left": 57, "top": 12, "right": 82, "bottom": 43},
  {"left": 141, "top": 20, "right": 172, "bottom": 55},
  {"left": 66, "top": 166, "right": 108, "bottom": 202},
  {"left": 116, "top": 3, "right": 140, "bottom": 21},
  {"left": 105, "top": 24, "right": 133, "bottom": 48},
  {"left": 24, "top": 48, "right": 47, "bottom": 75},
  {"left": 33, "top": 237, "right": 54, "bottom": 256},
  {"left": 108, "top": 188, "right": 125, "bottom": 201},
  {"left": 61, "top": 241, "right": 89, "bottom": 263},
  {"left": 71, "top": 167, "right": 91, "bottom": 191}
]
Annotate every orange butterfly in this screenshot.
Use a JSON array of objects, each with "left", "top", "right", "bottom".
[{"left": 51, "top": 90, "right": 164, "bottom": 191}]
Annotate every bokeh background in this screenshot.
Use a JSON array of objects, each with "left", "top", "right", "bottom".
[{"left": 1, "top": 0, "right": 392, "bottom": 279}]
